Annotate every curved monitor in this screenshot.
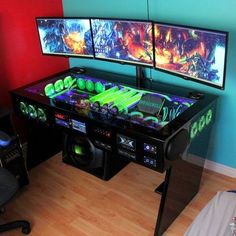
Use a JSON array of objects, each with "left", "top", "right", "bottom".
[
  {"left": 91, "top": 18, "right": 154, "bottom": 67},
  {"left": 154, "top": 22, "right": 228, "bottom": 89},
  {"left": 36, "top": 18, "right": 94, "bottom": 58}
]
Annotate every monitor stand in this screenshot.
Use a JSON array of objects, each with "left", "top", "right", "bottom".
[{"left": 136, "top": 66, "right": 145, "bottom": 89}]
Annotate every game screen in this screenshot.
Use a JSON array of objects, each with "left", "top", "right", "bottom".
[
  {"left": 36, "top": 18, "right": 94, "bottom": 57},
  {"left": 154, "top": 23, "right": 227, "bottom": 88},
  {"left": 91, "top": 19, "right": 154, "bottom": 66}
]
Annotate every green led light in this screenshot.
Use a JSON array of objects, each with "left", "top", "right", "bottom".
[
  {"left": 28, "top": 105, "right": 37, "bottom": 119},
  {"left": 86, "top": 80, "right": 95, "bottom": 92},
  {"left": 77, "top": 78, "right": 86, "bottom": 90},
  {"left": 90, "top": 86, "right": 119, "bottom": 103},
  {"left": 37, "top": 108, "right": 47, "bottom": 122},
  {"left": 190, "top": 122, "right": 198, "bottom": 139},
  {"left": 74, "top": 145, "right": 83, "bottom": 155},
  {"left": 198, "top": 115, "right": 206, "bottom": 132},
  {"left": 19, "top": 102, "right": 28, "bottom": 115},
  {"left": 64, "top": 76, "right": 73, "bottom": 88},
  {"left": 54, "top": 80, "right": 64, "bottom": 93},
  {"left": 95, "top": 82, "right": 105, "bottom": 94},
  {"left": 206, "top": 109, "right": 213, "bottom": 125},
  {"left": 44, "top": 83, "right": 55, "bottom": 97}
]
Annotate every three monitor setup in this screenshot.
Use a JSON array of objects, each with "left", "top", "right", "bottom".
[{"left": 36, "top": 17, "right": 228, "bottom": 89}]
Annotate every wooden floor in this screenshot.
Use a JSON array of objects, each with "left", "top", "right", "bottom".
[{"left": 1, "top": 153, "right": 235, "bottom": 236}]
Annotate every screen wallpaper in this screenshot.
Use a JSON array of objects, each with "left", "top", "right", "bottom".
[
  {"left": 91, "top": 19, "right": 154, "bottom": 66},
  {"left": 37, "top": 18, "right": 93, "bottom": 57},
  {"left": 154, "top": 24, "right": 227, "bottom": 87}
]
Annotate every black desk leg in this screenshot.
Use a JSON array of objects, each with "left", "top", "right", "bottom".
[{"left": 154, "top": 159, "right": 203, "bottom": 235}]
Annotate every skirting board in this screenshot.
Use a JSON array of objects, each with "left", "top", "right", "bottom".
[{"left": 204, "top": 159, "right": 236, "bottom": 178}]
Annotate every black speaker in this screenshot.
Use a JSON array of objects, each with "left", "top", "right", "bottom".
[
  {"left": 0, "top": 108, "right": 29, "bottom": 187},
  {"left": 0, "top": 135, "right": 29, "bottom": 187},
  {"left": 63, "top": 134, "right": 129, "bottom": 180}
]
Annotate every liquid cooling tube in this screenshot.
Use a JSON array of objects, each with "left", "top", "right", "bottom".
[
  {"left": 112, "top": 93, "right": 143, "bottom": 114},
  {"left": 92, "top": 88, "right": 128, "bottom": 107},
  {"left": 89, "top": 86, "right": 119, "bottom": 103}
]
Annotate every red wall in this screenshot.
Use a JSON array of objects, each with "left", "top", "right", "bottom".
[{"left": 0, "top": 0, "right": 69, "bottom": 107}]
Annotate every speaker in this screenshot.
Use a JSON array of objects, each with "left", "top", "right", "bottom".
[
  {"left": 63, "top": 134, "right": 129, "bottom": 180},
  {"left": 0, "top": 135, "right": 29, "bottom": 187}
]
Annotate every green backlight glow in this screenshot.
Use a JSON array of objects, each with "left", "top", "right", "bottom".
[
  {"left": 198, "top": 116, "right": 206, "bottom": 132},
  {"left": 28, "top": 105, "right": 37, "bottom": 119},
  {"left": 77, "top": 78, "right": 86, "bottom": 90},
  {"left": 74, "top": 145, "right": 83, "bottom": 155},
  {"left": 206, "top": 109, "right": 213, "bottom": 125},
  {"left": 95, "top": 82, "right": 105, "bottom": 94},
  {"left": 19, "top": 102, "right": 28, "bottom": 115},
  {"left": 190, "top": 108, "right": 213, "bottom": 139},
  {"left": 37, "top": 108, "right": 47, "bottom": 122},
  {"left": 86, "top": 80, "right": 95, "bottom": 92},
  {"left": 190, "top": 122, "right": 198, "bottom": 139},
  {"left": 64, "top": 76, "right": 73, "bottom": 88},
  {"left": 90, "top": 86, "right": 119, "bottom": 103},
  {"left": 54, "top": 80, "right": 64, "bottom": 92},
  {"left": 44, "top": 83, "right": 55, "bottom": 97}
]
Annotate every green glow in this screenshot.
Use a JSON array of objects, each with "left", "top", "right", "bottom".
[
  {"left": 49, "top": 84, "right": 77, "bottom": 99},
  {"left": 19, "top": 102, "right": 28, "bottom": 115},
  {"left": 144, "top": 116, "right": 159, "bottom": 122},
  {"left": 89, "top": 86, "right": 119, "bottom": 103},
  {"left": 190, "top": 108, "right": 214, "bottom": 139},
  {"left": 86, "top": 80, "right": 95, "bottom": 92},
  {"left": 123, "top": 85, "right": 172, "bottom": 101},
  {"left": 183, "top": 102, "right": 192, "bottom": 107},
  {"left": 74, "top": 145, "right": 83, "bottom": 155},
  {"left": 37, "top": 108, "right": 47, "bottom": 122},
  {"left": 190, "top": 122, "right": 198, "bottom": 139},
  {"left": 162, "top": 107, "right": 168, "bottom": 122},
  {"left": 77, "top": 78, "right": 86, "bottom": 90},
  {"left": 198, "top": 115, "right": 206, "bottom": 132},
  {"left": 113, "top": 93, "right": 143, "bottom": 114},
  {"left": 112, "top": 90, "right": 137, "bottom": 107},
  {"left": 28, "top": 105, "right": 37, "bottom": 119},
  {"left": 206, "top": 109, "right": 213, "bottom": 125},
  {"left": 44, "top": 83, "right": 55, "bottom": 97},
  {"left": 95, "top": 82, "right": 105, "bottom": 94},
  {"left": 122, "top": 93, "right": 143, "bottom": 108},
  {"left": 64, "top": 76, "right": 73, "bottom": 88},
  {"left": 54, "top": 80, "right": 64, "bottom": 92},
  {"left": 99, "top": 89, "right": 128, "bottom": 106},
  {"left": 129, "top": 111, "right": 144, "bottom": 118}
]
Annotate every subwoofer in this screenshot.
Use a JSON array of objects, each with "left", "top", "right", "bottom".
[{"left": 63, "top": 134, "right": 129, "bottom": 180}]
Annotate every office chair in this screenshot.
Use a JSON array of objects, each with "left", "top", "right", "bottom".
[{"left": 0, "top": 167, "right": 31, "bottom": 234}]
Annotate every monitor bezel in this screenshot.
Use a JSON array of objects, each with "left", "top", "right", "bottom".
[
  {"left": 35, "top": 17, "right": 95, "bottom": 59},
  {"left": 153, "top": 21, "right": 228, "bottom": 90},
  {"left": 90, "top": 17, "right": 155, "bottom": 68}
]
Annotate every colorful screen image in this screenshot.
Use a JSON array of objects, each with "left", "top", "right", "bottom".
[
  {"left": 36, "top": 18, "right": 93, "bottom": 57},
  {"left": 154, "top": 23, "right": 227, "bottom": 88},
  {"left": 91, "top": 19, "right": 154, "bottom": 66}
]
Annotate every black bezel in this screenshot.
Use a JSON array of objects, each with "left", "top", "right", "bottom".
[
  {"left": 90, "top": 17, "right": 155, "bottom": 68},
  {"left": 35, "top": 17, "right": 95, "bottom": 59},
  {"left": 153, "top": 21, "right": 228, "bottom": 90}
]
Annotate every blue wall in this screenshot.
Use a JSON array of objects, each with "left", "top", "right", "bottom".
[{"left": 63, "top": 0, "right": 236, "bottom": 169}]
